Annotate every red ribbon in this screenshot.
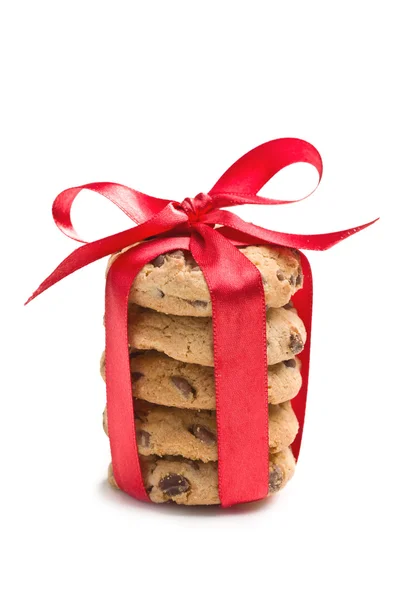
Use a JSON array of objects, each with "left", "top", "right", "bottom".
[{"left": 26, "top": 138, "right": 377, "bottom": 507}]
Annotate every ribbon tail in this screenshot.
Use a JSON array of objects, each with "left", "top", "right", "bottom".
[
  {"left": 203, "top": 209, "right": 379, "bottom": 250},
  {"left": 105, "top": 237, "right": 191, "bottom": 500},
  {"left": 25, "top": 203, "right": 187, "bottom": 305},
  {"left": 190, "top": 224, "right": 269, "bottom": 507}
]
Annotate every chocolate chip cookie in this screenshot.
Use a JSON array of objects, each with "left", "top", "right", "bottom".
[
  {"left": 108, "top": 245, "right": 302, "bottom": 317},
  {"left": 103, "top": 399, "right": 298, "bottom": 460},
  {"left": 107, "top": 446, "right": 296, "bottom": 505},
  {"left": 128, "top": 305, "right": 306, "bottom": 367},
  {"left": 100, "top": 350, "right": 302, "bottom": 409}
]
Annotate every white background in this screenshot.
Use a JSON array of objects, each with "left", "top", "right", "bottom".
[{"left": 1, "top": 2, "right": 398, "bottom": 599}]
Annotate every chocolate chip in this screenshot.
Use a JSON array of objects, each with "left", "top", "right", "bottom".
[
  {"left": 283, "top": 359, "right": 296, "bottom": 368},
  {"left": 129, "top": 350, "right": 145, "bottom": 358},
  {"left": 276, "top": 270, "right": 285, "bottom": 281},
  {"left": 289, "top": 274, "right": 296, "bottom": 286},
  {"left": 189, "top": 425, "right": 216, "bottom": 445},
  {"left": 296, "top": 272, "right": 303, "bottom": 286},
  {"left": 159, "top": 473, "right": 190, "bottom": 496},
  {"left": 191, "top": 265, "right": 201, "bottom": 271},
  {"left": 269, "top": 465, "right": 283, "bottom": 493},
  {"left": 156, "top": 288, "right": 165, "bottom": 298},
  {"left": 289, "top": 333, "right": 304, "bottom": 354},
  {"left": 135, "top": 408, "right": 148, "bottom": 423},
  {"left": 152, "top": 254, "right": 165, "bottom": 267},
  {"left": 283, "top": 301, "right": 294, "bottom": 310},
  {"left": 188, "top": 300, "right": 208, "bottom": 308},
  {"left": 170, "top": 376, "right": 195, "bottom": 398},
  {"left": 135, "top": 403, "right": 149, "bottom": 421},
  {"left": 132, "top": 372, "right": 144, "bottom": 382},
  {"left": 169, "top": 250, "right": 185, "bottom": 259},
  {"left": 137, "top": 430, "right": 151, "bottom": 448}
]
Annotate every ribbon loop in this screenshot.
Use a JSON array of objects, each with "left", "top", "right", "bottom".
[
  {"left": 208, "top": 137, "right": 323, "bottom": 207},
  {"left": 52, "top": 182, "right": 171, "bottom": 243}
]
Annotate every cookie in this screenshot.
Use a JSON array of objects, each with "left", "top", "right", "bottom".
[
  {"left": 108, "top": 245, "right": 302, "bottom": 316},
  {"left": 127, "top": 305, "right": 306, "bottom": 367},
  {"left": 100, "top": 350, "right": 302, "bottom": 408},
  {"left": 107, "top": 446, "right": 296, "bottom": 505},
  {"left": 103, "top": 399, "right": 298, "bottom": 460}
]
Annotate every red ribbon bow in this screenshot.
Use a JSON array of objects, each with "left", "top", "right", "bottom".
[{"left": 27, "top": 138, "right": 377, "bottom": 507}]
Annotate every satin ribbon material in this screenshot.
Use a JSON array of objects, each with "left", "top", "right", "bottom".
[{"left": 27, "top": 138, "right": 378, "bottom": 507}]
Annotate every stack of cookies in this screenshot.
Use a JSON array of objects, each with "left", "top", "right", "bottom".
[{"left": 101, "top": 246, "right": 307, "bottom": 505}]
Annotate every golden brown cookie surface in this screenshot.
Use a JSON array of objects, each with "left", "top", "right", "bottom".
[
  {"left": 127, "top": 305, "right": 306, "bottom": 367},
  {"left": 100, "top": 350, "right": 302, "bottom": 409},
  {"left": 108, "top": 447, "right": 296, "bottom": 505},
  {"left": 103, "top": 399, "right": 298, "bottom": 461},
  {"left": 108, "top": 246, "right": 302, "bottom": 317}
]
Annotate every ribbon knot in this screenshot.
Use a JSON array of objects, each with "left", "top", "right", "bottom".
[{"left": 180, "top": 192, "right": 214, "bottom": 223}]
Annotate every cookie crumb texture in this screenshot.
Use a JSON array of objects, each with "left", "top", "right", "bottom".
[
  {"left": 108, "top": 246, "right": 302, "bottom": 317},
  {"left": 108, "top": 447, "right": 296, "bottom": 505}
]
